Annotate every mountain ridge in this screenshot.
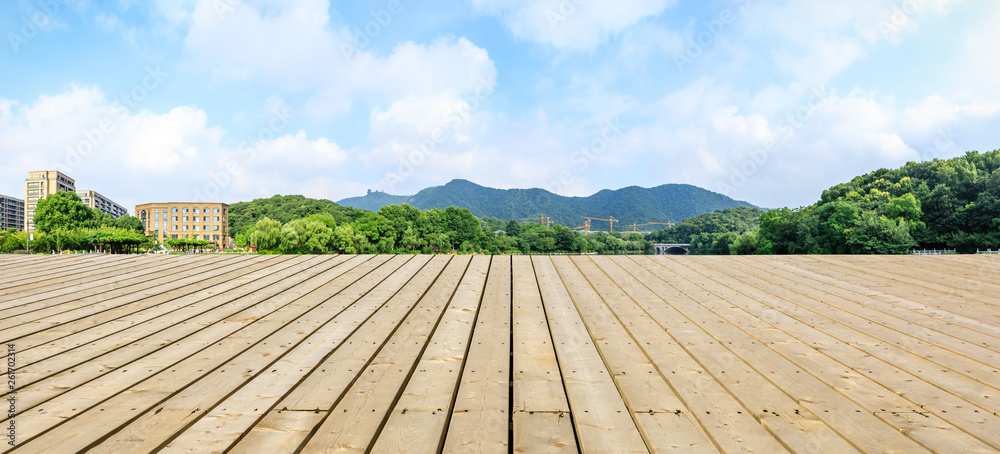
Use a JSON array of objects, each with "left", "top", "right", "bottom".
[{"left": 339, "top": 179, "right": 757, "bottom": 229}]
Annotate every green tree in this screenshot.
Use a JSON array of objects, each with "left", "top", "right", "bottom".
[
  {"left": 353, "top": 213, "right": 389, "bottom": 245},
  {"left": 113, "top": 215, "right": 145, "bottom": 232},
  {"left": 0, "top": 229, "right": 26, "bottom": 253},
  {"left": 845, "top": 213, "right": 917, "bottom": 254},
  {"left": 33, "top": 191, "right": 95, "bottom": 233},
  {"left": 251, "top": 217, "right": 282, "bottom": 250},
  {"left": 504, "top": 219, "right": 521, "bottom": 237}
]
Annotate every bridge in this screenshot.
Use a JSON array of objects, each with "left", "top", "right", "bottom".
[{"left": 654, "top": 243, "right": 691, "bottom": 255}]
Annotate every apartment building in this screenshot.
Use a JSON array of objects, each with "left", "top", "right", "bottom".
[
  {"left": 0, "top": 194, "right": 25, "bottom": 231},
  {"left": 23, "top": 171, "right": 129, "bottom": 230},
  {"left": 24, "top": 170, "right": 76, "bottom": 231},
  {"left": 136, "top": 202, "right": 231, "bottom": 249},
  {"left": 76, "top": 190, "right": 128, "bottom": 219}
]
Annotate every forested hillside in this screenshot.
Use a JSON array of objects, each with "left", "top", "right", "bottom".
[
  {"left": 339, "top": 179, "right": 756, "bottom": 228},
  {"left": 756, "top": 150, "right": 1000, "bottom": 254},
  {"left": 228, "top": 195, "right": 370, "bottom": 234}
]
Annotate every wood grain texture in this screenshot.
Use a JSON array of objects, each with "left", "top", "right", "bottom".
[{"left": 1, "top": 254, "right": 996, "bottom": 453}]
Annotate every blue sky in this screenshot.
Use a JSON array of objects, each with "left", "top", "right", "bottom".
[{"left": 1, "top": 0, "right": 998, "bottom": 211}]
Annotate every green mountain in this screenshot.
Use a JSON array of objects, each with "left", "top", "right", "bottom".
[{"left": 339, "top": 179, "right": 757, "bottom": 229}]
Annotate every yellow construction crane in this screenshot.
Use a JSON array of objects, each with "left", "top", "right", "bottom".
[
  {"left": 629, "top": 221, "right": 674, "bottom": 233},
  {"left": 583, "top": 216, "right": 619, "bottom": 234},
  {"left": 573, "top": 219, "right": 591, "bottom": 236},
  {"left": 516, "top": 215, "right": 552, "bottom": 228}
]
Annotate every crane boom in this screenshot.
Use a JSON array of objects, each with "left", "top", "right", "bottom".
[
  {"left": 582, "top": 216, "right": 618, "bottom": 234},
  {"left": 515, "top": 215, "right": 553, "bottom": 227},
  {"left": 630, "top": 221, "right": 674, "bottom": 232}
]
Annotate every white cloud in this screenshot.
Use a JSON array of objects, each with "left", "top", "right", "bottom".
[
  {"left": 0, "top": 86, "right": 361, "bottom": 209},
  {"left": 740, "top": 0, "right": 960, "bottom": 83},
  {"left": 181, "top": 0, "right": 497, "bottom": 117},
  {"left": 469, "top": 0, "right": 674, "bottom": 51}
]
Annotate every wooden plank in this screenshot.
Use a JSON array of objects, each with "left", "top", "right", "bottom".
[
  {"left": 764, "top": 256, "right": 1000, "bottom": 340},
  {"left": 2, "top": 255, "right": 396, "bottom": 452},
  {"left": 5, "top": 256, "right": 314, "bottom": 394},
  {"left": 816, "top": 256, "right": 1000, "bottom": 307},
  {"left": 367, "top": 255, "right": 490, "bottom": 454},
  {"left": 297, "top": 256, "right": 471, "bottom": 452},
  {"left": 0, "top": 255, "right": 196, "bottom": 298},
  {"left": 773, "top": 256, "right": 1000, "bottom": 325},
  {"left": 618, "top": 256, "right": 934, "bottom": 453},
  {"left": 441, "top": 255, "right": 511, "bottom": 454},
  {"left": 0, "top": 255, "right": 147, "bottom": 296},
  {"left": 13, "top": 256, "right": 297, "bottom": 370},
  {"left": 553, "top": 256, "right": 719, "bottom": 453},
  {"left": 226, "top": 255, "right": 441, "bottom": 453},
  {"left": 0, "top": 255, "right": 242, "bottom": 331},
  {"left": 0, "top": 256, "right": 277, "bottom": 350},
  {"left": 700, "top": 257, "right": 1000, "bottom": 399},
  {"left": 0, "top": 255, "right": 118, "bottom": 287},
  {"left": 155, "top": 255, "right": 404, "bottom": 454},
  {"left": 646, "top": 256, "right": 999, "bottom": 452},
  {"left": 0, "top": 255, "right": 220, "bottom": 317},
  {"left": 90, "top": 255, "right": 443, "bottom": 454},
  {"left": 528, "top": 256, "right": 648, "bottom": 453},
  {"left": 509, "top": 255, "right": 577, "bottom": 453}
]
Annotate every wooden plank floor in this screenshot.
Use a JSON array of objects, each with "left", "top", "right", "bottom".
[{"left": 2, "top": 254, "right": 999, "bottom": 453}]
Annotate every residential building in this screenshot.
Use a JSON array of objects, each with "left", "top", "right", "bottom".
[
  {"left": 76, "top": 190, "right": 128, "bottom": 219},
  {"left": 0, "top": 194, "right": 25, "bottom": 231},
  {"left": 136, "top": 202, "right": 231, "bottom": 249},
  {"left": 24, "top": 170, "right": 76, "bottom": 231}
]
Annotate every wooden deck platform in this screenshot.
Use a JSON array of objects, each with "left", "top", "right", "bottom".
[{"left": 1, "top": 254, "right": 999, "bottom": 453}]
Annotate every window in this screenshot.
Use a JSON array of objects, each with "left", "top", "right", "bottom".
[
  {"left": 194, "top": 208, "right": 200, "bottom": 213},
  {"left": 213, "top": 235, "right": 220, "bottom": 241},
  {"left": 204, "top": 235, "right": 211, "bottom": 241},
  {"left": 182, "top": 216, "right": 189, "bottom": 222},
  {"left": 204, "top": 225, "right": 210, "bottom": 232},
  {"left": 183, "top": 207, "right": 189, "bottom": 213},
  {"left": 213, "top": 225, "right": 219, "bottom": 231},
  {"left": 172, "top": 216, "right": 178, "bottom": 222},
  {"left": 182, "top": 225, "right": 189, "bottom": 231},
  {"left": 171, "top": 235, "right": 178, "bottom": 239},
  {"left": 194, "top": 225, "right": 200, "bottom": 231},
  {"left": 213, "top": 216, "right": 220, "bottom": 222},
  {"left": 171, "top": 225, "right": 178, "bottom": 231},
  {"left": 172, "top": 208, "right": 178, "bottom": 213}
]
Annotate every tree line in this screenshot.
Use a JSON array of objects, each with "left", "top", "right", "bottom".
[
  {"left": 645, "top": 150, "right": 1000, "bottom": 255},
  {"left": 239, "top": 204, "right": 652, "bottom": 255},
  {"left": 4, "top": 191, "right": 149, "bottom": 254}
]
